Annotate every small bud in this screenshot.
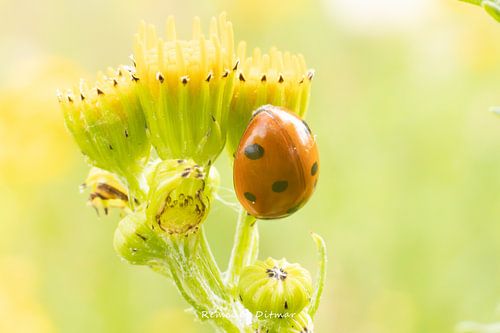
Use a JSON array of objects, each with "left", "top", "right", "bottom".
[
  {"left": 81, "top": 167, "right": 130, "bottom": 214},
  {"left": 114, "top": 209, "right": 168, "bottom": 265},
  {"left": 238, "top": 257, "right": 313, "bottom": 315},
  {"left": 255, "top": 311, "right": 314, "bottom": 333},
  {"left": 146, "top": 159, "right": 216, "bottom": 235}
]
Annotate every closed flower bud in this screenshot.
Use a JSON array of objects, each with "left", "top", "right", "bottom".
[
  {"left": 256, "top": 311, "right": 314, "bottom": 333},
  {"left": 81, "top": 167, "right": 131, "bottom": 215},
  {"left": 114, "top": 209, "right": 167, "bottom": 265},
  {"left": 146, "top": 159, "right": 215, "bottom": 235},
  {"left": 133, "top": 14, "right": 237, "bottom": 166},
  {"left": 226, "top": 44, "right": 314, "bottom": 157},
  {"left": 60, "top": 67, "right": 150, "bottom": 195},
  {"left": 277, "top": 311, "right": 314, "bottom": 333},
  {"left": 238, "top": 257, "right": 313, "bottom": 315}
]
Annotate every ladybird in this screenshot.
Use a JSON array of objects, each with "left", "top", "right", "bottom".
[{"left": 233, "top": 105, "right": 319, "bottom": 219}]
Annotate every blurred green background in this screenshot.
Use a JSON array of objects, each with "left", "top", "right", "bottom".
[{"left": 1, "top": 0, "right": 500, "bottom": 332}]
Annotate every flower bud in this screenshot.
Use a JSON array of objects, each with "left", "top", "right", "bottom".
[
  {"left": 133, "top": 14, "right": 237, "bottom": 166},
  {"left": 277, "top": 311, "right": 314, "bottom": 333},
  {"left": 146, "top": 159, "right": 215, "bottom": 235},
  {"left": 81, "top": 167, "right": 130, "bottom": 215},
  {"left": 226, "top": 43, "right": 314, "bottom": 157},
  {"left": 114, "top": 209, "right": 167, "bottom": 265},
  {"left": 238, "top": 257, "right": 313, "bottom": 315},
  {"left": 60, "top": 67, "right": 150, "bottom": 185},
  {"left": 256, "top": 311, "right": 314, "bottom": 333}
]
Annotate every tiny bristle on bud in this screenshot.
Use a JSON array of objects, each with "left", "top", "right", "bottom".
[
  {"left": 80, "top": 93, "right": 85, "bottom": 100},
  {"left": 131, "top": 74, "right": 139, "bottom": 82},
  {"left": 156, "top": 72, "right": 165, "bottom": 83},
  {"left": 278, "top": 74, "right": 284, "bottom": 83},
  {"left": 96, "top": 88, "right": 105, "bottom": 95},
  {"left": 233, "top": 60, "right": 240, "bottom": 71},
  {"left": 260, "top": 74, "right": 267, "bottom": 82},
  {"left": 67, "top": 95, "right": 74, "bottom": 102},
  {"left": 238, "top": 73, "right": 246, "bottom": 82},
  {"left": 205, "top": 72, "right": 213, "bottom": 82},
  {"left": 129, "top": 54, "right": 136, "bottom": 67},
  {"left": 113, "top": 79, "right": 118, "bottom": 87},
  {"left": 222, "top": 70, "right": 229, "bottom": 78},
  {"left": 181, "top": 76, "right": 190, "bottom": 84},
  {"left": 307, "top": 69, "right": 315, "bottom": 81}
]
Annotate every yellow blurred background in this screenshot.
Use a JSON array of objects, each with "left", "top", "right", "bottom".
[{"left": 1, "top": 0, "right": 500, "bottom": 332}]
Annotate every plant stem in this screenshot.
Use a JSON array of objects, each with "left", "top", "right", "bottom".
[
  {"left": 225, "top": 208, "right": 257, "bottom": 288},
  {"left": 309, "top": 232, "right": 327, "bottom": 319},
  {"left": 161, "top": 231, "right": 249, "bottom": 332}
]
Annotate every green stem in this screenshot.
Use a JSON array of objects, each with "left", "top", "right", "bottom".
[
  {"left": 198, "top": 227, "right": 231, "bottom": 301},
  {"left": 309, "top": 232, "right": 327, "bottom": 319},
  {"left": 162, "top": 232, "right": 244, "bottom": 332},
  {"left": 226, "top": 208, "right": 258, "bottom": 288}
]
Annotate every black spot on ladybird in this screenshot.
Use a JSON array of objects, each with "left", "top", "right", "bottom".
[
  {"left": 244, "top": 143, "right": 264, "bottom": 160},
  {"left": 311, "top": 162, "right": 318, "bottom": 176},
  {"left": 272, "top": 180, "right": 288, "bottom": 193},
  {"left": 244, "top": 192, "right": 256, "bottom": 202}
]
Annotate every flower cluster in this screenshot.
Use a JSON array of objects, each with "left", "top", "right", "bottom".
[{"left": 59, "top": 13, "right": 324, "bottom": 333}]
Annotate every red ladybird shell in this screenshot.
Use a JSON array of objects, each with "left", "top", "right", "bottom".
[{"left": 233, "top": 105, "right": 319, "bottom": 219}]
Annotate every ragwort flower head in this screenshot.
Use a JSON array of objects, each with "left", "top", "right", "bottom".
[
  {"left": 133, "top": 14, "right": 237, "bottom": 166},
  {"left": 59, "top": 66, "right": 150, "bottom": 198},
  {"left": 226, "top": 43, "right": 314, "bottom": 156}
]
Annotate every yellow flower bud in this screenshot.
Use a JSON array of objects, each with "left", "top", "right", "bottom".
[
  {"left": 59, "top": 67, "right": 150, "bottom": 193},
  {"left": 133, "top": 14, "right": 237, "bottom": 166},
  {"left": 81, "top": 167, "right": 131, "bottom": 215},
  {"left": 238, "top": 257, "right": 313, "bottom": 315}
]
